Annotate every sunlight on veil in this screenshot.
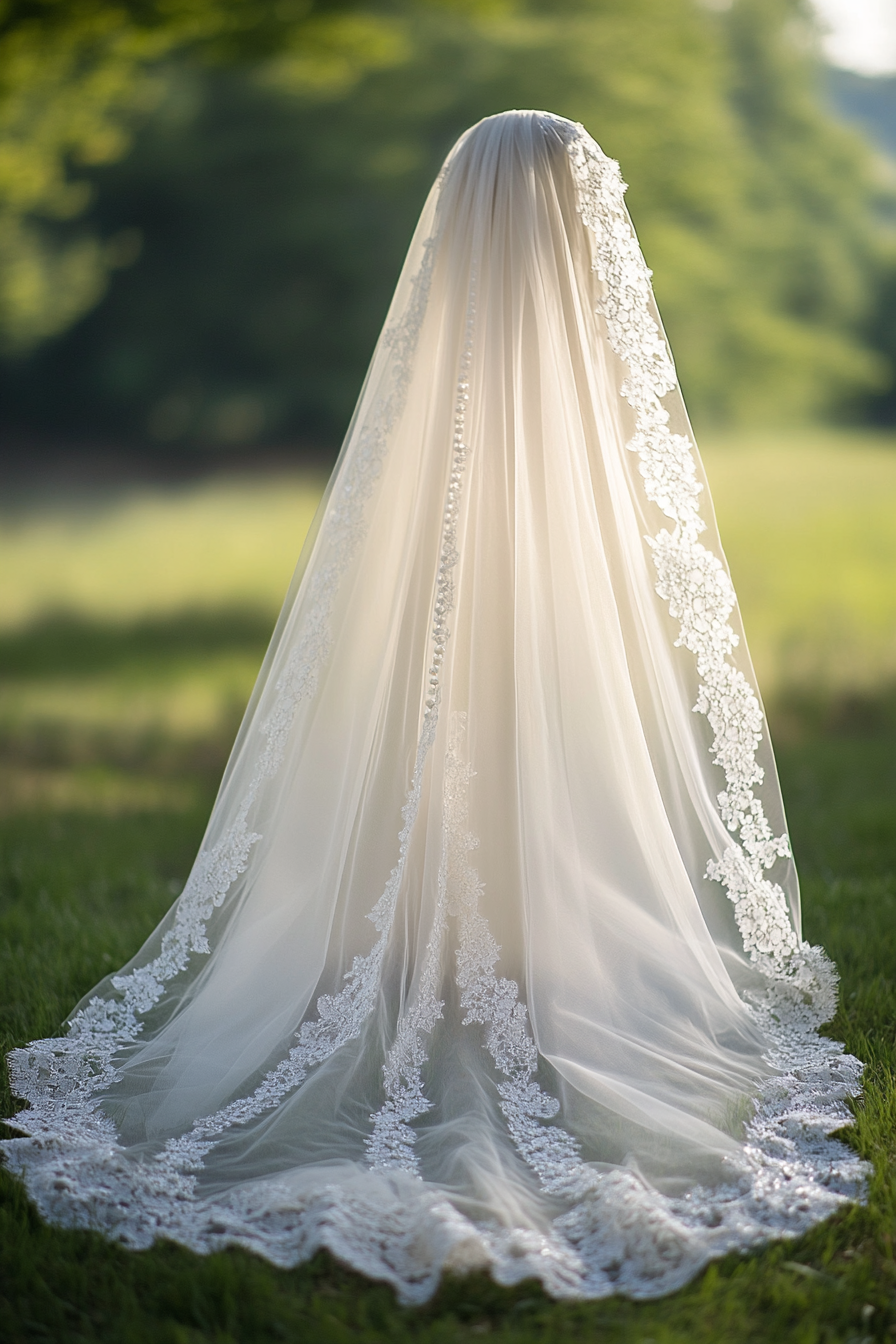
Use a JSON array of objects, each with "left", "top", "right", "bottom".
[{"left": 3, "top": 109, "right": 867, "bottom": 1303}]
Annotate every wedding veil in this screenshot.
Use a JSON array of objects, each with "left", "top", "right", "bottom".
[{"left": 4, "top": 110, "right": 866, "bottom": 1302}]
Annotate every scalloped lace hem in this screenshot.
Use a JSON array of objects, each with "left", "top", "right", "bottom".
[{"left": 2, "top": 999, "right": 868, "bottom": 1306}]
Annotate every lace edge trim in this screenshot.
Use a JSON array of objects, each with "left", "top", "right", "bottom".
[{"left": 565, "top": 124, "right": 838, "bottom": 1016}]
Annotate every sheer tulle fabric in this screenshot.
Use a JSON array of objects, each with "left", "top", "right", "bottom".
[{"left": 3, "top": 111, "right": 866, "bottom": 1302}]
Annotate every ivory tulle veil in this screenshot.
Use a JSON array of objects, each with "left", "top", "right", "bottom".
[{"left": 3, "top": 110, "right": 867, "bottom": 1302}]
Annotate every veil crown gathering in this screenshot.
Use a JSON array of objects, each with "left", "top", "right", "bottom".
[{"left": 3, "top": 110, "right": 866, "bottom": 1303}]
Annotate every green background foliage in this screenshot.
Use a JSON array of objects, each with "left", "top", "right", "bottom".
[{"left": 0, "top": 0, "right": 893, "bottom": 451}]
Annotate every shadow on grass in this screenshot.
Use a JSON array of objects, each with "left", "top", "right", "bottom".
[
  {"left": 0, "top": 607, "right": 277, "bottom": 680},
  {"left": 0, "top": 608, "right": 275, "bottom": 786},
  {"left": 770, "top": 680, "right": 896, "bottom": 745}
]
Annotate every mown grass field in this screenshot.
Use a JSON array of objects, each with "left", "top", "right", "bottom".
[{"left": 1, "top": 429, "right": 896, "bottom": 1342}]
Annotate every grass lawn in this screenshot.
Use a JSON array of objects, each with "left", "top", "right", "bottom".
[
  {"left": 705, "top": 428, "right": 896, "bottom": 695},
  {"left": 1, "top": 430, "right": 896, "bottom": 1341}
]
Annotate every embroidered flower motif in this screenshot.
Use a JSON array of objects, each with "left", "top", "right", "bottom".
[
  {"left": 30, "top": 220, "right": 444, "bottom": 1115},
  {"left": 367, "top": 291, "right": 477, "bottom": 1174},
  {"left": 564, "top": 125, "right": 836, "bottom": 1014}
]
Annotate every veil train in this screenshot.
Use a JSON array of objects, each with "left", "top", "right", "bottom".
[{"left": 2, "top": 110, "right": 867, "bottom": 1303}]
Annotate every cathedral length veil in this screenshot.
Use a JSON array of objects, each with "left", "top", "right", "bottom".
[{"left": 3, "top": 110, "right": 868, "bottom": 1302}]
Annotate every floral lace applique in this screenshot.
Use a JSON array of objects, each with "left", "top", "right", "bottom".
[
  {"left": 161, "top": 267, "right": 480, "bottom": 1180},
  {"left": 365, "top": 283, "right": 477, "bottom": 1172},
  {"left": 443, "top": 717, "right": 592, "bottom": 1197},
  {"left": 5, "top": 215, "right": 445, "bottom": 1133},
  {"left": 564, "top": 126, "right": 836, "bottom": 1014}
]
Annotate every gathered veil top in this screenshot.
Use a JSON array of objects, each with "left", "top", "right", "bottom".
[{"left": 3, "top": 111, "right": 867, "bottom": 1302}]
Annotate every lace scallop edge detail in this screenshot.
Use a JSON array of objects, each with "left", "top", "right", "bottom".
[
  {"left": 1, "top": 1017, "right": 869, "bottom": 1306},
  {"left": 21, "top": 208, "right": 445, "bottom": 1116},
  {"left": 564, "top": 124, "right": 847, "bottom": 1018}
]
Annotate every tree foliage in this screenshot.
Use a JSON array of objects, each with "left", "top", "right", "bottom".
[
  {"left": 0, "top": 0, "right": 891, "bottom": 449},
  {"left": 0, "top": 0, "right": 411, "bottom": 355}
]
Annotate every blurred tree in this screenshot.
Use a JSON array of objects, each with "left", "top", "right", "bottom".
[
  {"left": 0, "top": 0, "right": 891, "bottom": 451},
  {"left": 719, "top": 0, "right": 891, "bottom": 418},
  {"left": 0, "top": 0, "right": 411, "bottom": 354},
  {"left": 826, "top": 68, "right": 896, "bottom": 424},
  {"left": 0, "top": 11, "right": 164, "bottom": 353}
]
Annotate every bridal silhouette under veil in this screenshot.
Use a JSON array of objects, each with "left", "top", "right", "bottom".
[{"left": 3, "top": 110, "right": 867, "bottom": 1303}]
